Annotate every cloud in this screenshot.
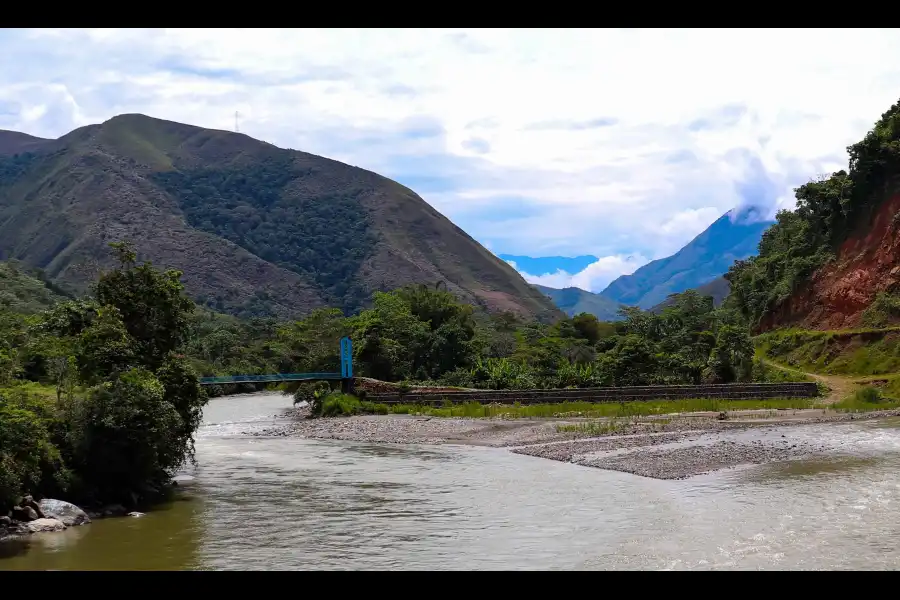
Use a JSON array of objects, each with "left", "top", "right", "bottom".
[
  {"left": 2, "top": 28, "right": 900, "bottom": 260},
  {"left": 508, "top": 254, "right": 649, "bottom": 293}
]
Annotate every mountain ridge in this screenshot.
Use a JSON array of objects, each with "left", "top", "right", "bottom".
[
  {"left": 0, "top": 114, "right": 560, "bottom": 321},
  {"left": 599, "top": 207, "right": 773, "bottom": 309},
  {"left": 532, "top": 284, "right": 623, "bottom": 321}
]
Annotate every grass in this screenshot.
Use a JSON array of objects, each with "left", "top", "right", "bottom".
[
  {"left": 332, "top": 397, "right": 818, "bottom": 419},
  {"left": 831, "top": 386, "right": 900, "bottom": 413},
  {"left": 755, "top": 327, "right": 900, "bottom": 376}
]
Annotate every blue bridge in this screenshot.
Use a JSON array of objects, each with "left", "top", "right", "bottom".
[{"left": 199, "top": 337, "right": 354, "bottom": 391}]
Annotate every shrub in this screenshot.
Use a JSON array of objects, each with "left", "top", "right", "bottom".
[
  {"left": 320, "top": 392, "right": 362, "bottom": 417},
  {"left": 67, "top": 368, "right": 184, "bottom": 504},
  {"left": 0, "top": 391, "right": 70, "bottom": 509}
]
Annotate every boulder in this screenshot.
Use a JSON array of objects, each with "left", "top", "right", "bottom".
[
  {"left": 39, "top": 499, "right": 92, "bottom": 527},
  {"left": 21, "top": 495, "right": 46, "bottom": 518},
  {"left": 11, "top": 506, "right": 38, "bottom": 522},
  {"left": 127, "top": 511, "right": 145, "bottom": 518},
  {"left": 25, "top": 518, "right": 66, "bottom": 533},
  {"left": 0, "top": 515, "right": 11, "bottom": 527}
]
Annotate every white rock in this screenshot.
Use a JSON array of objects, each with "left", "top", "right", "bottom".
[
  {"left": 25, "top": 518, "right": 66, "bottom": 533},
  {"left": 127, "top": 511, "right": 145, "bottom": 518},
  {"left": 39, "top": 499, "right": 92, "bottom": 527}
]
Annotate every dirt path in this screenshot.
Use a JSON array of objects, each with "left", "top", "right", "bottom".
[{"left": 759, "top": 357, "right": 861, "bottom": 404}]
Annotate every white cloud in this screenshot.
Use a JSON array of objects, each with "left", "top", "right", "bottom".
[
  {"left": 2, "top": 28, "right": 900, "bottom": 258},
  {"left": 509, "top": 255, "right": 650, "bottom": 293}
]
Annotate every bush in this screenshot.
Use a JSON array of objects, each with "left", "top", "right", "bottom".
[
  {"left": 853, "top": 386, "right": 884, "bottom": 404},
  {"left": 320, "top": 393, "right": 362, "bottom": 417},
  {"left": 67, "top": 368, "right": 185, "bottom": 504},
  {"left": 0, "top": 390, "right": 70, "bottom": 509},
  {"left": 293, "top": 381, "right": 334, "bottom": 416}
]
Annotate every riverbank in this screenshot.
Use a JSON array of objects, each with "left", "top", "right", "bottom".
[{"left": 252, "top": 404, "right": 900, "bottom": 480}]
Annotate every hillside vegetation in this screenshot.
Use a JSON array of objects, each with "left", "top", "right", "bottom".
[
  {"left": 0, "top": 260, "right": 71, "bottom": 314},
  {"left": 650, "top": 277, "right": 730, "bottom": 314},
  {"left": 0, "top": 114, "right": 558, "bottom": 321},
  {"left": 727, "top": 98, "right": 900, "bottom": 331}
]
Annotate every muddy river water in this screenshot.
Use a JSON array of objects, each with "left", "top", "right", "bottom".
[{"left": 2, "top": 392, "right": 900, "bottom": 570}]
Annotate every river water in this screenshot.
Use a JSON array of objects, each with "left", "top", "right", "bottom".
[{"left": 3, "top": 392, "right": 900, "bottom": 570}]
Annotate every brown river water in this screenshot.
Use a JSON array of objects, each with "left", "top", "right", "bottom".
[{"left": 2, "top": 392, "right": 900, "bottom": 570}]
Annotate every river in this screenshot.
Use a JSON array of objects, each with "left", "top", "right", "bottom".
[{"left": 2, "top": 392, "right": 900, "bottom": 570}]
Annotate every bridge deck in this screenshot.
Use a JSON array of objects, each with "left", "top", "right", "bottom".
[{"left": 199, "top": 373, "right": 343, "bottom": 385}]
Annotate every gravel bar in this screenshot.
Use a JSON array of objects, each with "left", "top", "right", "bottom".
[{"left": 246, "top": 405, "right": 900, "bottom": 480}]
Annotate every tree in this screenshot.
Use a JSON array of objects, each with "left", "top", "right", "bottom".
[{"left": 95, "top": 241, "right": 195, "bottom": 371}]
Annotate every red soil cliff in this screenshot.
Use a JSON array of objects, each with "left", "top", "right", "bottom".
[{"left": 760, "top": 194, "right": 900, "bottom": 331}]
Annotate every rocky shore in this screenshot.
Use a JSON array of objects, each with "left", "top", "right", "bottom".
[
  {"left": 250, "top": 405, "right": 900, "bottom": 480},
  {"left": 0, "top": 496, "right": 142, "bottom": 542}
]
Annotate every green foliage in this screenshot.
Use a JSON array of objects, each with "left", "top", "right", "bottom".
[
  {"left": 0, "top": 241, "right": 207, "bottom": 511},
  {"left": 95, "top": 242, "right": 195, "bottom": 371},
  {"left": 320, "top": 392, "right": 362, "bottom": 417},
  {"left": 756, "top": 328, "right": 900, "bottom": 376},
  {"left": 67, "top": 368, "right": 183, "bottom": 503},
  {"left": 861, "top": 292, "right": 900, "bottom": 328},
  {"left": 0, "top": 390, "right": 70, "bottom": 509},
  {"left": 0, "top": 260, "right": 70, "bottom": 314},
  {"left": 292, "top": 381, "right": 333, "bottom": 415},
  {"left": 832, "top": 385, "right": 900, "bottom": 412},
  {"left": 152, "top": 158, "right": 377, "bottom": 313},
  {"left": 728, "top": 98, "right": 900, "bottom": 326}
]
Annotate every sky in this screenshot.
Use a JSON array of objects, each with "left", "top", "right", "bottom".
[{"left": 2, "top": 28, "right": 900, "bottom": 292}]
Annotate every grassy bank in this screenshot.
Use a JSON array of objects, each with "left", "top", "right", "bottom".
[
  {"left": 755, "top": 327, "right": 900, "bottom": 376},
  {"left": 316, "top": 393, "right": 818, "bottom": 419}
]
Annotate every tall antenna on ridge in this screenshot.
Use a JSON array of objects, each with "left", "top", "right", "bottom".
[{"left": 235, "top": 111, "right": 240, "bottom": 133}]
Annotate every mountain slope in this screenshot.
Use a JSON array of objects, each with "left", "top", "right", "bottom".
[
  {"left": 0, "top": 259, "right": 71, "bottom": 314},
  {"left": 0, "top": 114, "right": 559, "bottom": 321},
  {"left": 600, "top": 207, "right": 773, "bottom": 309},
  {"left": 533, "top": 284, "right": 624, "bottom": 321}
]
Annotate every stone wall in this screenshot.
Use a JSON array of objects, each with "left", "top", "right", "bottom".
[{"left": 364, "top": 382, "right": 820, "bottom": 404}]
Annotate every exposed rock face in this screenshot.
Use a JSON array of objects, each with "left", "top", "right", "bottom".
[
  {"left": 761, "top": 194, "right": 900, "bottom": 331},
  {"left": 25, "top": 518, "right": 66, "bottom": 533},
  {"left": 39, "top": 499, "right": 92, "bottom": 527}
]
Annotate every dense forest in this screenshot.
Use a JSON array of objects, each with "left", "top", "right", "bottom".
[
  {"left": 152, "top": 157, "right": 377, "bottom": 315},
  {"left": 727, "top": 99, "right": 900, "bottom": 327},
  {"left": 1, "top": 244, "right": 206, "bottom": 514}
]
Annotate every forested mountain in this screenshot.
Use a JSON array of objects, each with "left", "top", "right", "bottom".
[{"left": 0, "top": 115, "right": 558, "bottom": 321}]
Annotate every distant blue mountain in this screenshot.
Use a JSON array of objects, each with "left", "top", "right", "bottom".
[
  {"left": 599, "top": 205, "right": 774, "bottom": 309},
  {"left": 497, "top": 254, "right": 599, "bottom": 275}
]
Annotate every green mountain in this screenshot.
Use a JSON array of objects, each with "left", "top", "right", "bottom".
[
  {"left": 600, "top": 207, "right": 773, "bottom": 309},
  {"left": 0, "top": 114, "right": 559, "bottom": 321},
  {"left": 0, "top": 260, "right": 71, "bottom": 314},
  {"left": 533, "top": 284, "right": 624, "bottom": 321}
]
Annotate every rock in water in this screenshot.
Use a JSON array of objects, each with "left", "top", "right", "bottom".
[
  {"left": 11, "top": 506, "right": 38, "bottom": 522},
  {"left": 39, "top": 499, "right": 92, "bottom": 527},
  {"left": 21, "top": 495, "right": 46, "bottom": 518},
  {"left": 25, "top": 518, "right": 66, "bottom": 533},
  {"left": 127, "top": 512, "right": 145, "bottom": 518}
]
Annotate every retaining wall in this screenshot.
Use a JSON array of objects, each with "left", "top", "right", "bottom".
[{"left": 363, "top": 382, "right": 819, "bottom": 405}]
